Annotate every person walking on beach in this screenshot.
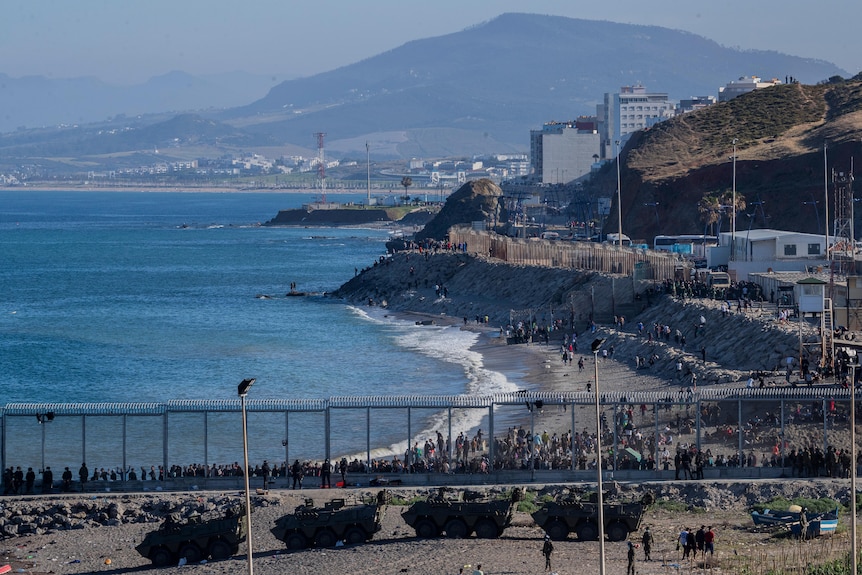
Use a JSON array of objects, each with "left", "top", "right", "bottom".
[{"left": 542, "top": 534, "right": 554, "bottom": 570}]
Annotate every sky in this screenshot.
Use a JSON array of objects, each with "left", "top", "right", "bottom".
[{"left": 2, "top": 0, "right": 860, "bottom": 85}]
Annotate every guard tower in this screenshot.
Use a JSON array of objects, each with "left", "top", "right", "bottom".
[{"left": 797, "top": 277, "right": 831, "bottom": 371}]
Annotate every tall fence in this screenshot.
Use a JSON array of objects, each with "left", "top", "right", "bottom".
[
  {"left": 1, "top": 387, "right": 858, "bottom": 489},
  {"left": 447, "top": 227, "right": 686, "bottom": 282}
]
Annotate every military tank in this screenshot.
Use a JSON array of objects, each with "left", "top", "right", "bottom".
[
  {"left": 531, "top": 492, "right": 645, "bottom": 542},
  {"left": 135, "top": 504, "right": 247, "bottom": 566},
  {"left": 271, "top": 490, "right": 389, "bottom": 550},
  {"left": 401, "top": 487, "right": 523, "bottom": 539}
]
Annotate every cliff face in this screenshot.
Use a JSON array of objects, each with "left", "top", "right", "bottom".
[{"left": 588, "top": 80, "right": 862, "bottom": 241}]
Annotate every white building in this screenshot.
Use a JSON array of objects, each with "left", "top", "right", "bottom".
[
  {"left": 715, "top": 229, "right": 830, "bottom": 280},
  {"left": 529, "top": 119, "right": 600, "bottom": 185},
  {"left": 599, "top": 85, "right": 676, "bottom": 158},
  {"left": 718, "top": 76, "right": 782, "bottom": 102}
]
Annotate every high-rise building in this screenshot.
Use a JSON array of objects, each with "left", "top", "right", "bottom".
[
  {"left": 529, "top": 118, "right": 600, "bottom": 185},
  {"left": 598, "top": 85, "right": 676, "bottom": 158}
]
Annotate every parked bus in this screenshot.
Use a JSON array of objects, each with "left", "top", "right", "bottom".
[{"left": 652, "top": 234, "right": 716, "bottom": 258}]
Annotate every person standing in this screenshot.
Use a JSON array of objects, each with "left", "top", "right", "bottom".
[
  {"left": 695, "top": 526, "right": 706, "bottom": 557},
  {"left": 61, "top": 467, "right": 73, "bottom": 492},
  {"left": 78, "top": 463, "right": 88, "bottom": 493},
  {"left": 542, "top": 534, "right": 554, "bottom": 571},
  {"left": 679, "top": 527, "right": 690, "bottom": 558},
  {"left": 261, "top": 460, "right": 271, "bottom": 491},
  {"left": 627, "top": 541, "right": 636, "bottom": 575},
  {"left": 24, "top": 467, "right": 35, "bottom": 494},
  {"left": 339, "top": 457, "right": 348, "bottom": 486},
  {"left": 321, "top": 458, "right": 331, "bottom": 488},
  {"left": 291, "top": 459, "right": 304, "bottom": 490},
  {"left": 473, "top": 564, "right": 483, "bottom": 575},
  {"left": 704, "top": 526, "right": 716, "bottom": 557},
  {"left": 40, "top": 466, "right": 53, "bottom": 494},
  {"left": 641, "top": 526, "right": 653, "bottom": 561}
]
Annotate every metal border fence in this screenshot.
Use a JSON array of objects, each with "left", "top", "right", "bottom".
[{"left": 1, "top": 387, "right": 857, "bottom": 490}]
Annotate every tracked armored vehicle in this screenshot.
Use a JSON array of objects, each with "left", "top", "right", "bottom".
[
  {"left": 271, "top": 491, "right": 388, "bottom": 550},
  {"left": 402, "top": 487, "right": 523, "bottom": 539},
  {"left": 135, "top": 504, "right": 247, "bottom": 566},
  {"left": 532, "top": 493, "right": 645, "bottom": 542}
]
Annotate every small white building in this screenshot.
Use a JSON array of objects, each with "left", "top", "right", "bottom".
[
  {"left": 718, "top": 76, "right": 782, "bottom": 102},
  {"left": 714, "top": 229, "right": 830, "bottom": 280}
]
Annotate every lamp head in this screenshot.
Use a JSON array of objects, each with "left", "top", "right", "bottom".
[
  {"left": 591, "top": 338, "right": 606, "bottom": 353},
  {"left": 237, "top": 378, "right": 256, "bottom": 397}
]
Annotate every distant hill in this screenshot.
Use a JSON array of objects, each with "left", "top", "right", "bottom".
[
  {"left": 586, "top": 78, "right": 862, "bottom": 240},
  {"left": 0, "top": 13, "right": 850, "bottom": 169},
  {"left": 0, "top": 71, "right": 293, "bottom": 133},
  {"left": 223, "top": 13, "right": 848, "bottom": 156}
]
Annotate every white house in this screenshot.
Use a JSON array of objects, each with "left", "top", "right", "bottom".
[{"left": 714, "top": 229, "right": 830, "bottom": 280}]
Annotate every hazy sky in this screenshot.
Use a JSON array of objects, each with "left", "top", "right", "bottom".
[{"left": 3, "top": 0, "right": 859, "bottom": 85}]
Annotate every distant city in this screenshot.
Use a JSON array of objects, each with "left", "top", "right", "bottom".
[{"left": 0, "top": 74, "right": 790, "bottom": 191}]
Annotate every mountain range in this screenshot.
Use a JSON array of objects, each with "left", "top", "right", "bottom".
[{"left": 0, "top": 13, "right": 851, "bottom": 169}]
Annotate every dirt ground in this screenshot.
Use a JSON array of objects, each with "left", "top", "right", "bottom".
[{"left": 0, "top": 479, "right": 855, "bottom": 575}]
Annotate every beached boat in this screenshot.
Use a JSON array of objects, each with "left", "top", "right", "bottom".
[
  {"left": 751, "top": 506, "right": 833, "bottom": 526},
  {"left": 751, "top": 506, "right": 839, "bottom": 532}
]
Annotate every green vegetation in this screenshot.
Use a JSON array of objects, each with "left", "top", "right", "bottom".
[
  {"left": 651, "top": 498, "right": 706, "bottom": 513},
  {"left": 515, "top": 490, "right": 554, "bottom": 514},
  {"left": 750, "top": 496, "right": 841, "bottom": 515}
]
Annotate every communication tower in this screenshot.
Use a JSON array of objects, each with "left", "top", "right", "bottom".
[
  {"left": 831, "top": 167, "right": 855, "bottom": 277},
  {"left": 315, "top": 132, "right": 327, "bottom": 204}
]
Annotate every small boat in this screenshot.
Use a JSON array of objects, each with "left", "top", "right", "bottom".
[
  {"left": 751, "top": 508, "right": 804, "bottom": 526},
  {"left": 751, "top": 506, "right": 838, "bottom": 527}
]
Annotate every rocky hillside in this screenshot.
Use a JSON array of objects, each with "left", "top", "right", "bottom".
[
  {"left": 333, "top": 252, "right": 811, "bottom": 384},
  {"left": 589, "top": 79, "right": 862, "bottom": 241},
  {"left": 415, "top": 179, "right": 507, "bottom": 241}
]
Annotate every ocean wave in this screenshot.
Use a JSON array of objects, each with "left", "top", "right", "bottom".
[{"left": 346, "top": 306, "right": 521, "bottom": 460}]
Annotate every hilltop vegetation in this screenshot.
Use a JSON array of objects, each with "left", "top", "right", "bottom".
[{"left": 591, "top": 78, "right": 862, "bottom": 240}]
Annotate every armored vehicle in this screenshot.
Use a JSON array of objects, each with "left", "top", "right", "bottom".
[
  {"left": 401, "top": 488, "right": 523, "bottom": 539},
  {"left": 271, "top": 491, "right": 388, "bottom": 550},
  {"left": 531, "top": 493, "right": 644, "bottom": 542},
  {"left": 135, "top": 504, "right": 247, "bottom": 566}
]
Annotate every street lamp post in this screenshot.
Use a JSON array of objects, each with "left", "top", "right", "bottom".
[
  {"left": 238, "top": 378, "right": 256, "bottom": 575},
  {"left": 615, "top": 141, "right": 623, "bottom": 247},
  {"left": 591, "top": 338, "right": 607, "bottom": 575},
  {"left": 731, "top": 138, "right": 738, "bottom": 261}
]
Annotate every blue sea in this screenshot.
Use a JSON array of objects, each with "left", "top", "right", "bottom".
[{"left": 0, "top": 191, "right": 515, "bottom": 472}]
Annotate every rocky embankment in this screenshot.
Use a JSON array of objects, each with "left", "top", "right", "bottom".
[
  {"left": 333, "top": 251, "right": 818, "bottom": 386},
  {"left": 0, "top": 493, "right": 248, "bottom": 537}
]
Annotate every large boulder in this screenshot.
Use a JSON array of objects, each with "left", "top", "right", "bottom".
[{"left": 415, "top": 178, "right": 506, "bottom": 241}]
